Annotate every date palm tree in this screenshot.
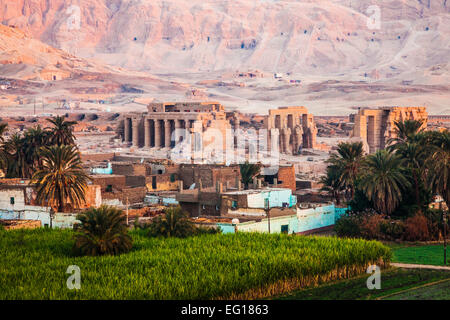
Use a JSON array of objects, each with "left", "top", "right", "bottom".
[
  {"left": 320, "top": 165, "right": 344, "bottom": 205},
  {"left": 0, "top": 123, "right": 8, "bottom": 172},
  {"left": 46, "top": 115, "right": 77, "bottom": 146},
  {"left": 387, "top": 119, "right": 425, "bottom": 146},
  {"left": 3, "top": 133, "right": 28, "bottom": 178},
  {"left": 31, "top": 145, "right": 90, "bottom": 212},
  {"left": 427, "top": 130, "right": 450, "bottom": 209},
  {"left": 359, "top": 150, "right": 410, "bottom": 215},
  {"left": 328, "top": 142, "right": 364, "bottom": 200},
  {"left": 388, "top": 120, "right": 429, "bottom": 208},
  {"left": 23, "top": 125, "right": 49, "bottom": 172},
  {"left": 0, "top": 122, "right": 7, "bottom": 143},
  {"left": 74, "top": 205, "right": 132, "bottom": 256},
  {"left": 239, "top": 161, "right": 261, "bottom": 189},
  {"left": 148, "top": 206, "right": 196, "bottom": 238}
]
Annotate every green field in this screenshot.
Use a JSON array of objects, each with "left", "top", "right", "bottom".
[
  {"left": 0, "top": 228, "right": 390, "bottom": 300},
  {"left": 391, "top": 244, "right": 448, "bottom": 266},
  {"left": 275, "top": 268, "right": 450, "bottom": 300}
]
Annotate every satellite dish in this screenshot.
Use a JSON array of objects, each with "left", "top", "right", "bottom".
[{"left": 232, "top": 218, "right": 240, "bottom": 225}]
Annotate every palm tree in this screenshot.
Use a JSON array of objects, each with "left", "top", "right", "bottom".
[
  {"left": 0, "top": 122, "right": 7, "bottom": 143},
  {"left": 387, "top": 119, "right": 425, "bottom": 146},
  {"left": 3, "top": 133, "right": 28, "bottom": 178},
  {"left": 328, "top": 142, "right": 364, "bottom": 200},
  {"left": 31, "top": 145, "right": 90, "bottom": 212},
  {"left": 359, "top": 150, "right": 411, "bottom": 215},
  {"left": 148, "top": 206, "right": 196, "bottom": 238},
  {"left": 23, "top": 125, "right": 49, "bottom": 172},
  {"left": 74, "top": 206, "right": 132, "bottom": 256},
  {"left": 0, "top": 123, "right": 8, "bottom": 172},
  {"left": 239, "top": 161, "right": 261, "bottom": 189},
  {"left": 388, "top": 120, "right": 429, "bottom": 208},
  {"left": 427, "top": 130, "right": 450, "bottom": 209},
  {"left": 392, "top": 138, "right": 428, "bottom": 207},
  {"left": 46, "top": 115, "right": 77, "bottom": 146},
  {"left": 320, "top": 165, "right": 344, "bottom": 205}
]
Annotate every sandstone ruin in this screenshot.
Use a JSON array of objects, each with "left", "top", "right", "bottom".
[
  {"left": 351, "top": 106, "right": 428, "bottom": 153},
  {"left": 122, "top": 102, "right": 233, "bottom": 149},
  {"left": 264, "top": 106, "right": 317, "bottom": 154}
]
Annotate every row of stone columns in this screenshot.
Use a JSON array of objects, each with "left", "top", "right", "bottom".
[{"left": 142, "top": 118, "right": 193, "bottom": 148}]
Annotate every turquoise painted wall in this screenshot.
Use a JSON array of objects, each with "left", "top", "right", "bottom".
[
  {"left": 144, "top": 195, "right": 179, "bottom": 206},
  {"left": 218, "top": 214, "right": 298, "bottom": 234},
  {"left": 91, "top": 163, "right": 113, "bottom": 175},
  {"left": 335, "top": 207, "right": 349, "bottom": 220},
  {"left": 297, "top": 204, "right": 336, "bottom": 233},
  {"left": 246, "top": 189, "right": 295, "bottom": 209},
  {"left": 218, "top": 205, "right": 349, "bottom": 235}
]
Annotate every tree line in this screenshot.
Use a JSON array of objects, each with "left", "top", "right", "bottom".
[
  {"left": 321, "top": 120, "right": 449, "bottom": 217},
  {"left": 0, "top": 116, "right": 90, "bottom": 212}
]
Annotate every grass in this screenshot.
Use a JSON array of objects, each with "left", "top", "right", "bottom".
[
  {"left": 382, "top": 278, "right": 450, "bottom": 300},
  {"left": 0, "top": 228, "right": 390, "bottom": 300},
  {"left": 274, "top": 268, "right": 450, "bottom": 300},
  {"left": 391, "top": 243, "right": 448, "bottom": 266}
]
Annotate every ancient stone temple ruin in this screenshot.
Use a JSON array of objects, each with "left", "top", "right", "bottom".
[
  {"left": 351, "top": 106, "right": 428, "bottom": 153},
  {"left": 264, "top": 106, "right": 317, "bottom": 154},
  {"left": 122, "top": 102, "right": 233, "bottom": 149}
]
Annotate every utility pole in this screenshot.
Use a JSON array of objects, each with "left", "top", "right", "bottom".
[
  {"left": 265, "top": 198, "right": 270, "bottom": 234},
  {"left": 440, "top": 201, "right": 447, "bottom": 265},
  {"left": 126, "top": 197, "right": 129, "bottom": 226},
  {"left": 444, "top": 207, "right": 447, "bottom": 266}
]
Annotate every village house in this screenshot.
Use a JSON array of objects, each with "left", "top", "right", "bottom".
[{"left": 0, "top": 179, "right": 101, "bottom": 228}]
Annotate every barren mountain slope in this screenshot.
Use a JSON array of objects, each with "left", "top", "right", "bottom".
[
  {"left": 0, "top": 0, "right": 449, "bottom": 114},
  {"left": 1, "top": 0, "right": 449, "bottom": 77}
]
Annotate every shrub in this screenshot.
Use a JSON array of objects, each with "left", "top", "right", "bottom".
[
  {"left": 147, "top": 206, "right": 197, "bottom": 238},
  {"left": 423, "top": 209, "right": 448, "bottom": 241},
  {"left": 335, "top": 214, "right": 362, "bottom": 238},
  {"left": 360, "top": 214, "right": 384, "bottom": 239},
  {"left": 403, "top": 213, "right": 430, "bottom": 241},
  {"left": 196, "top": 226, "right": 222, "bottom": 235},
  {"left": 73, "top": 205, "right": 132, "bottom": 256},
  {"left": 379, "top": 220, "right": 405, "bottom": 240}
]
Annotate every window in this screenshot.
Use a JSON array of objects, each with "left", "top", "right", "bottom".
[
  {"left": 231, "top": 201, "right": 238, "bottom": 209},
  {"left": 152, "top": 176, "right": 157, "bottom": 189},
  {"left": 281, "top": 225, "right": 289, "bottom": 234},
  {"left": 105, "top": 185, "right": 113, "bottom": 192},
  {"left": 170, "top": 174, "right": 176, "bottom": 183},
  {"left": 10, "top": 197, "right": 15, "bottom": 205}
]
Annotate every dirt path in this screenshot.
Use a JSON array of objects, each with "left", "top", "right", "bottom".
[{"left": 391, "top": 263, "right": 450, "bottom": 271}]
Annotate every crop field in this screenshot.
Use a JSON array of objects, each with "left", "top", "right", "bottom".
[
  {"left": 0, "top": 229, "right": 391, "bottom": 300},
  {"left": 275, "top": 268, "right": 450, "bottom": 300},
  {"left": 391, "top": 244, "right": 448, "bottom": 266}
]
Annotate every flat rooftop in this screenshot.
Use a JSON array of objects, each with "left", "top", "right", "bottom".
[{"left": 223, "top": 187, "right": 292, "bottom": 195}]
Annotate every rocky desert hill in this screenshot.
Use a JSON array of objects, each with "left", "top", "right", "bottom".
[
  {"left": 0, "top": 23, "right": 122, "bottom": 81},
  {"left": 0, "top": 0, "right": 449, "bottom": 114},
  {"left": 1, "top": 0, "right": 448, "bottom": 75},
  {"left": 0, "top": 23, "right": 190, "bottom": 112}
]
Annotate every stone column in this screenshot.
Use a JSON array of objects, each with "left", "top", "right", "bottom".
[
  {"left": 132, "top": 118, "right": 139, "bottom": 147},
  {"left": 234, "top": 115, "right": 240, "bottom": 149},
  {"left": 124, "top": 118, "right": 130, "bottom": 142},
  {"left": 174, "top": 119, "right": 181, "bottom": 145},
  {"left": 144, "top": 119, "right": 151, "bottom": 148},
  {"left": 164, "top": 119, "right": 171, "bottom": 148},
  {"left": 154, "top": 120, "right": 161, "bottom": 148}
]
